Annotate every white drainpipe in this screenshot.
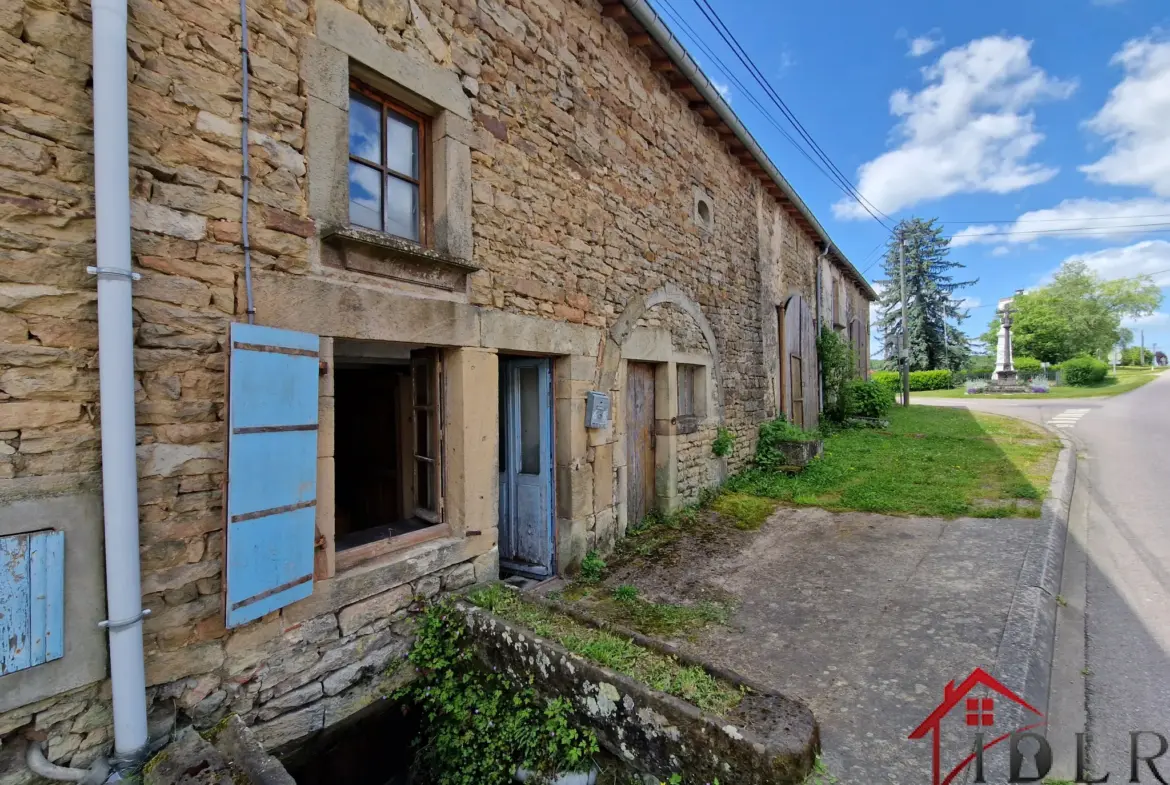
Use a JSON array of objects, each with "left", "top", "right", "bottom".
[{"left": 90, "top": 0, "right": 149, "bottom": 763}]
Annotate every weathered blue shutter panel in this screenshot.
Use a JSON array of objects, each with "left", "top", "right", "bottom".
[
  {"left": 1, "top": 530, "right": 64, "bottom": 674},
  {"left": 226, "top": 323, "right": 319, "bottom": 628}
]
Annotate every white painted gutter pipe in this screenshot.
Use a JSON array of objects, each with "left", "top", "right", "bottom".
[{"left": 90, "top": 0, "right": 149, "bottom": 764}]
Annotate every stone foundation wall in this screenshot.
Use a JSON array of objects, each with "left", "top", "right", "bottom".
[{"left": 675, "top": 425, "right": 718, "bottom": 505}]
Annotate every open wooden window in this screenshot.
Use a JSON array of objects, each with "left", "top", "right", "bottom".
[
  {"left": 347, "top": 80, "right": 429, "bottom": 245},
  {"left": 330, "top": 343, "right": 444, "bottom": 570},
  {"left": 411, "top": 349, "right": 442, "bottom": 523}
]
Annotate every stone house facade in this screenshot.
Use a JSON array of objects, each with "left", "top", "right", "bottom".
[{"left": 0, "top": 0, "right": 873, "bottom": 774}]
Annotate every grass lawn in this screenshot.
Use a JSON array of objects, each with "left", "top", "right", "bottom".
[
  {"left": 726, "top": 406, "right": 1061, "bottom": 518},
  {"left": 915, "top": 368, "right": 1162, "bottom": 399}
]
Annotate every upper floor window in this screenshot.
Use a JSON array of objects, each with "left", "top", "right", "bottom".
[{"left": 348, "top": 81, "right": 428, "bottom": 244}]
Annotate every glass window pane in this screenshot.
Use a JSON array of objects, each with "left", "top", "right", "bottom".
[
  {"left": 416, "top": 459, "right": 433, "bottom": 511},
  {"left": 386, "top": 110, "right": 419, "bottom": 178},
  {"left": 385, "top": 176, "right": 419, "bottom": 241},
  {"left": 519, "top": 367, "right": 540, "bottom": 475},
  {"left": 415, "top": 410, "right": 430, "bottom": 459},
  {"left": 348, "top": 92, "right": 381, "bottom": 163},
  {"left": 348, "top": 161, "right": 381, "bottom": 230},
  {"left": 413, "top": 361, "right": 430, "bottom": 406}
]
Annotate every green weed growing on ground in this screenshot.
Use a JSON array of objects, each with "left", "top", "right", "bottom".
[
  {"left": 711, "top": 492, "right": 776, "bottom": 530},
  {"left": 612, "top": 584, "right": 639, "bottom": 602},
  {"left": 579, "top": 550, "right": 607, "bottom": 583}
]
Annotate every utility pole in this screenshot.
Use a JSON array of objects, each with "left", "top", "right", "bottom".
[{"left": 900, "top": 233, "right": 910, "bottom": 407}]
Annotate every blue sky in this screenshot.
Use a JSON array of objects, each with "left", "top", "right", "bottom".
[{"left": 648, "top": 0, "right": 1170, "bottom": 358}]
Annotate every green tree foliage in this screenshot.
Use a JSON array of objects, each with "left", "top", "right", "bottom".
[
  {"left": 1120, "top": 347, "right": 1154, "bottom": 365},
  {"left": 982, "top": 262, "right": 1161, "bottom": 363},
  {"left": 846, "top": 380, "right": 894, "bottom": 418},
  {"left": 876, "top": 217, "right": 976, "bottom": 372}
]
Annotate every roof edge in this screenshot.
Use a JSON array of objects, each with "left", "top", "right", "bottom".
[{"left": 616, "top": 0, "right": 879, "bottom": 301}]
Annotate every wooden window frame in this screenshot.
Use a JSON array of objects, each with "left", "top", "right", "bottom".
[
  {"left": 348, "top": 80, "right": 431, "bottom": 246},
  {"left": 411, "top": 350, "right": 442, "bottom": 524}
]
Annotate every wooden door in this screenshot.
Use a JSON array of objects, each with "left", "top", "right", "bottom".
[
  {"left": 626, "top": 362, "right": 656, "bottom": 527},
  {"left": 782, "top": 295, "right": 818, "bottom": 429},
  {"left": 498, "top": 357, "right": 554, "bottom": 576}
]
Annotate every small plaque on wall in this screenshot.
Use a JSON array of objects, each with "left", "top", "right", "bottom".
[{"left": 585, "top": 391, "right": 611, "bottom": 429}]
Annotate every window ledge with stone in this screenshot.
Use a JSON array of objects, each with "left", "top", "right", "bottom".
[{"left": 323, "top": 226, "right": 480, "bottom": 291}]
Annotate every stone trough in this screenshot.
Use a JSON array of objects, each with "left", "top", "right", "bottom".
[{"left": 455, "top": 600, "right": 819, "bottom": 785}]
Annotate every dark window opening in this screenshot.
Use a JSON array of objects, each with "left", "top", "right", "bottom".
[{"left": 334, "top": 351, "right": 442, "bottom": 551}]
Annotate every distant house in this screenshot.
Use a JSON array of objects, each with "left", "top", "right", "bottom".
[{"left": 0, "top": 0, "right": 874, "bottom": 772}]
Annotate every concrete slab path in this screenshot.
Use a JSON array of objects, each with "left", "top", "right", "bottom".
[{"left": 626, "top": 506, "right": 1052, "bottom": 784}]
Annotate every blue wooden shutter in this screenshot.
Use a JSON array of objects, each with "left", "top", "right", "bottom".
[
  {"left": 1, "top": 530, "right": 64, "bottom": 674},
  {"left": 226, "top": 323, "right": 319, "bottom": 628}
]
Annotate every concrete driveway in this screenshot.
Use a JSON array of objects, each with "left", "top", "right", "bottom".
[{"left": 576, "top": 495, "right": 1066, "bottom": 784}]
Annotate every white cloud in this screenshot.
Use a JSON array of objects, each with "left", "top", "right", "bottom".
[
  {"left": 1124, "top": 311, "right": 1169, "bottom": 327},
  {"left": 949, "top": 197, "right": 1170, "bottom": 246},
  {"left": 957, "top": 296, "right": 982, "bottom": 311},
  {"left": 712, "top": 80, "right": 731, "bottom": 103},
  {"left": 835, "top": 36, "right": 1076, "bottom": 220},
  {"left": 1064, "top": 240, "right": 1170, "bottom": 286},
  {"left": 908, "top": 31, "right": 944, "bottom": 58},
  {"left": 991, "top": 246, "right": 1011, "bottom": 256},
  {"left": 1081, "top": 38, "right": 1170, "bottom": 195}
]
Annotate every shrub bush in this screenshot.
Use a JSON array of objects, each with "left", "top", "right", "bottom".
[
  {"left": 1062, "top": 355, "right": 1108, "bottom": 386},
  {"left": 846, "top": 379, "right": 893, "bottom": 418},
  {"left": 872, "top": 371, "right": 901, "bottom": 398},
  {"left": 1014, "top": 356, "right": 1043, "bottom": 374},
  {"left": 817, "top": 327, "right": 856, "bottom": 425},
  {"left": 754, "top": 417, "right": 819, "bottom": 470},
  {"left": 908, "top": 369, "right": 953, "bottom": 390},
  {"left": 872, "top": 369, "right": 953, "bottom": 392}
]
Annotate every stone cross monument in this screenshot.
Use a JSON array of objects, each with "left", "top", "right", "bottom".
[{"left": 993, "top": 296, "right": 1017, "bottom": 382}]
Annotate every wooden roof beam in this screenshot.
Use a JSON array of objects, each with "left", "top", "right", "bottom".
[
  {"left": 629, "top": 32, "right": 652, "bottom": 46},
  {"left": 601, "top": 3, "right": 629, "bottom": 18},
  {"left": 650, "top": 58, "right": 675, "bottom": 72}
]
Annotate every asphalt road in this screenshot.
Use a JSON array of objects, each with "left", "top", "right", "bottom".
[{"left": 916, "top": 371, "right": 1170, "bottom": 781}]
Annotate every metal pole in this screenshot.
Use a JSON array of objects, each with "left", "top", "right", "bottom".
[{"left": 900, "top": 234, "right": 910, "bottom": 406}]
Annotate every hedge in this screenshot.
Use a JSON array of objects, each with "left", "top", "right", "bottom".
[
  {"left": 1062, "top": 356, "right": 1108, "bottom": 386},
  {"left": 1014, "top": 356, "right": 1042, "bottom": 374},
  {"left": 872, "top": 369, "right": 953, "bottom": 392},
  {"left": 847, "top": 379, "right": 894, "bottom": 418}
]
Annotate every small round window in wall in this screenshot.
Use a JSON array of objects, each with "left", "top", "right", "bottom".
[
  {"left": 697, "top": 199, "right": 711, "bottom": 225},
  {"left": 693, "top": 185, "right": 715, "bottom": 234}
]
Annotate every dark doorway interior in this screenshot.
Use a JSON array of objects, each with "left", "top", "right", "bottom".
[{"left": 334, "top": 364, "right": 431, "bottom": 549}]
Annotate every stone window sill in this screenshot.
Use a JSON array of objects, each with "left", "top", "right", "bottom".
[{"left": 323, "top": 226, "right": 479, "bottom": 291}]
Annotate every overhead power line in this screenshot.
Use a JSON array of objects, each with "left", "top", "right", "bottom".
[
  {"left": 940, "top": 212, "right": 1170, "bottom": 225},
  {"left": 651, "top": 0, "right": 870, "bottom": 214},
  {"left": 953, "top": 222, "right": 1170, "bottom": 240},
  {"left": 666, "top": 0, "right": 892, "bottom": 230}
]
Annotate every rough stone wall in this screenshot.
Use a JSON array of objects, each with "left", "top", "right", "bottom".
[
  {"left": 0, "top": 0, "right": 840, "bottom": 767},
  {"left": 675, "top": 425, "right": 719, "bottom": 504}
]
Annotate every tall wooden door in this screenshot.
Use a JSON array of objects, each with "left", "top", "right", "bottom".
[
  {"left": 782, "top": 295, "right": 818, "bottom": 429},
  {"left": 626, "top": 362, "right": 656, "bottom": 527},
  {"left": 498, "top": 357, "right": 554, "bottom": 577}
]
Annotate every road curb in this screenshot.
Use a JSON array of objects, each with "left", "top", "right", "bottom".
[{"left": 994, "top": 430, "right": 1076, "bottom": 718}]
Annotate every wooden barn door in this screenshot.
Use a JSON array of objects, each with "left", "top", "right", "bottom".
[
  {"left": 626, "top": 362, "right": 656, "bottom": 527},
  {"left": 782, "top": 295, "right": 818, "bottom": 429}
]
